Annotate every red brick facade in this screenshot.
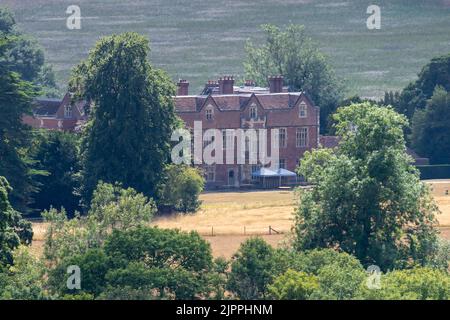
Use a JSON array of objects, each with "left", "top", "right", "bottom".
[
  {"left": 23, "top": 93, "right": 88, "bottom": 131},
  {"left": 174, "top": 77, "right": 320, "bottom": 188},
  {"left": 25, "top": 77, "right": 322, "bottom": 188}
]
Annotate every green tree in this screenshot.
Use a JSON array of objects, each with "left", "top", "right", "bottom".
[
  {"left": 0, "top": 6, "right": 58, "bottom": 97},
  {"left": 295, "top": 103, "right": 439, "bottom": 270},
  {"left": 47, "top": 248, "right": 109, "bottom": 297},
  {"left": 362, "top": 267, "right": 450, "bottom": 300},
  {"left": 0, "top": 35, "right": 40, "bottom": 213},
  {"left": 313, "top": 259, "right": 366, "bottom": 300},
  {"left": 102, "top": 226, "right": 213, "bottom": 299},
  {"left": 0, "top": 246, "right": 46, "bottom": 300},
  {"left": 71, "top": 32, "right": 178, "bottom": 205},
  {"left": 31, "top": 130, "right": 82, "bottom": 216},
  {"left": 395, "top": 53, "right": 450, "bottom": 121},
  {"left": 0, "top": 177, "right": 33, "bottom": 266},
  {"left": 411, "top": 86, "right": 450, "bottom": 164},
  {"left": 268, "top": 270, "right": 319, "bottom": 300},
  {"left": 244, "top": 24, "right": 343, "bottom": 133},
  {"left": 42, "top": 182, "right": 155, "bottom": 266},
  {"left": 278, "top": 249, "right": 367, "bottom": 300},
  {"left": 227, "top": 237, "right": 277, "bottom": 300},
  {"left": 158, "top": 164, "right": 204, "bottom": 213},
  {"left": 425, "top": 239, "right": 450, "bottom": 271}
]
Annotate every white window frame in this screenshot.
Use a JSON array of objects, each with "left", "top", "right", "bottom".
[
  {"left": 203, "top": 134, "right": 215, "bottom": 148},
  {"left": 299, "top": 102, "right": 307, "bottom": 118},
  {"left": 296, "top": 127, "right": 308, "bottom": 148},
  {"left": 205, "top": 165, "right": 215, "bottom": 182},
  {"left": 278, "top": 128, "right": 287, "bottom": 148},
  {"left": 206, "top": 107, "right": 214, "bottom": 120},
  {"left": 64, "top": 105, "right": 73, "bottom": 118},
  {"left": 279, "top": 159, "right": 286, "bottom": 169},
  {"left": 251, "top": 164, "right": 260, "bottom": 180},
  {"left": 222, "top": 129, "right": 234, "bottom": 150},
  {"left": 250, "top": 106, "right": 257, "bottom": 119}
]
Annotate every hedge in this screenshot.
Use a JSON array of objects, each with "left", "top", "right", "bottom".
[{"left": 416, "top": 164, "right": 450, "bottom": 180}]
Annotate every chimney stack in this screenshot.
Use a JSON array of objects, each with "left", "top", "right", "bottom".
[
  {"left": 218, "top": 76, "right": 235, "bottom": 95},
  {"left": 177, "top": 79, "right": 189, "bottom": 96},
  {"left": 268, "top": 75, "right": 284, "bottom": 93},
  {"left": 202, "top": 80, "right": 219, "bottom": 95}
]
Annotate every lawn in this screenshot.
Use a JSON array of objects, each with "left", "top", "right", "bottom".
[
  {"left": 31, "top": 183, "right": 450, "bottom": 258},
  {"left": 3, "top": 0, "right": 450, "bottom": 98}
]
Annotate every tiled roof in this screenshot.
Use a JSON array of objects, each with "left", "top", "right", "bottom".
[
  {"left": 174, "top": 92, "right": 307, "bottom": 112},
  {"left": 173, "top": 96, "right": 207, "bottom": 112},
  {"left": 212, "top": 95, "right": 250, "bottom": 111},
  {"left": 256, "top": 93, "right": 300, "bottom": 109},
  {"left": 33, "top": 98, "right": 61, "bottom": 117},
  {"left": 319, "top": 135, "right": 340, "bottom": 149}
]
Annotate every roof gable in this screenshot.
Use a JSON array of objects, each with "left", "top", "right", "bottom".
[
  {"left": 198, "top": 94, "right": 221, "bottom": 112},
  {"left": 173, "top": 91, "right": 315, "bottom": 113},
  {"left": 241, "top": 93, "right": 264, "bottom": 112}
]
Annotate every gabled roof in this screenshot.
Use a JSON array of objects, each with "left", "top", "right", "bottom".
[
  {"left": 255, "top": 93, "right": 301, "bottom": 110},
  {"left": 319, "top": 135, "right": 340, "bottom": 149},
  {"left": 33, "top": 98, "right": 61, "bottom": 117},
  {"left": 32, "top": 93, "right": 89, "bottom": 119},
  {"left": 211, "top": 95, "right": 251, "bottom": 111},
  {"left": 173, "top": 96, "right": 207, "bottom": 112},
  {"left": 174, "top": 92, "right": 312, "bottom": 113}
]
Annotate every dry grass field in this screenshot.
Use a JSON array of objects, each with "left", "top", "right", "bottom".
[
  {"left": 31, "top": 182, "right": 450, "bottom": 258},
  {"left": 153, "top": 190, "right": 297, "bottom": 236}
]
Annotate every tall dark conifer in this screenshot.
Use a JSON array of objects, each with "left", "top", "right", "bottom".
[
  {"left": 71, "top": 33, "right": 178, "bottom": 206},
  {"left": 0, "top": 36, "right": 38, "bottom": 213}
]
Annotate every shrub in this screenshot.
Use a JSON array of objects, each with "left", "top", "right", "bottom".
[
  {"left": 363, "top": 267, "right": 450, "bottom": 300},
  {"left": 268, "top": 270, "right": 319, "bottom": 300},
  {"left": 158, "top": 165, "right": 204, "bottom": 213}
]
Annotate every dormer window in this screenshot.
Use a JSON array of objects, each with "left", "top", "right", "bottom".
[
  {"left": 64, "top": 105, "right": 73, "bottom": 118},
  {"left": 299, "top": 102, "right": 307, "bottom": 118},
  {"left": 250, "top": 106, "right": 257, "bottom": 119},
  {"left": 206, "top": 106, "right": 213, "bottom": 120}
]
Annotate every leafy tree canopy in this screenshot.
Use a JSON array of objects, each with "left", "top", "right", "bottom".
[
  {"left": 411, "top": 86, "right": 450, "bottom": 164},
  {"left": 244, "top": 24, "right": 343, "bottom": 133},
  {"left": 30, "top": 130, "right": 82, "bottom": 216},
  {"left": 70, "top": 32, "right": 178, "bottom": 205},
  {"left": 42, "top": 182, "right": 156, "bottom": 266},
  {"left": 0, "top": 6, "right": 58, "bottom": 97},
  {"left": 395, "top": 53, "right": 450, "bottom": 120},
  {"left": 0, "top": 177, "right": 33, "bottom": 266},
  {"left": 0, "top": 35, "right": 40, "bottom": 213},
  {"left": 295, "top": 103, "right": 439, "bottom": 270},
  {"left": 158, "top": 164, "right": 204, "bottom": 213}
]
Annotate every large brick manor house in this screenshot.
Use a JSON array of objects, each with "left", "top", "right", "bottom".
[
  {"left": 23, "top": 75, "right": 428, "bottom": 188},
  {"left": 24, "top": 75, "right": 320, "bottom": 188},
  {"left": 174, "top": 76, "right": 319, "bottom": 188}
]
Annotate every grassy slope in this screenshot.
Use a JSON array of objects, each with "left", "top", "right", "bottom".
[{"left": 3, "top": 0, "right": 450, "bottom": 99}]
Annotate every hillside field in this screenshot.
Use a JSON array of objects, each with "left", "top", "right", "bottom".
[{"left": 3, "top": 0, "right": 450, "bottom": 98}]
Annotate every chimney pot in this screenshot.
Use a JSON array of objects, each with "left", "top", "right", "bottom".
[
  {"left": 177, "top": 79, "right": 189, "bottom": 96},
  {"left": 245, "top": 80, "right": 255, "bottom": 87}
]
